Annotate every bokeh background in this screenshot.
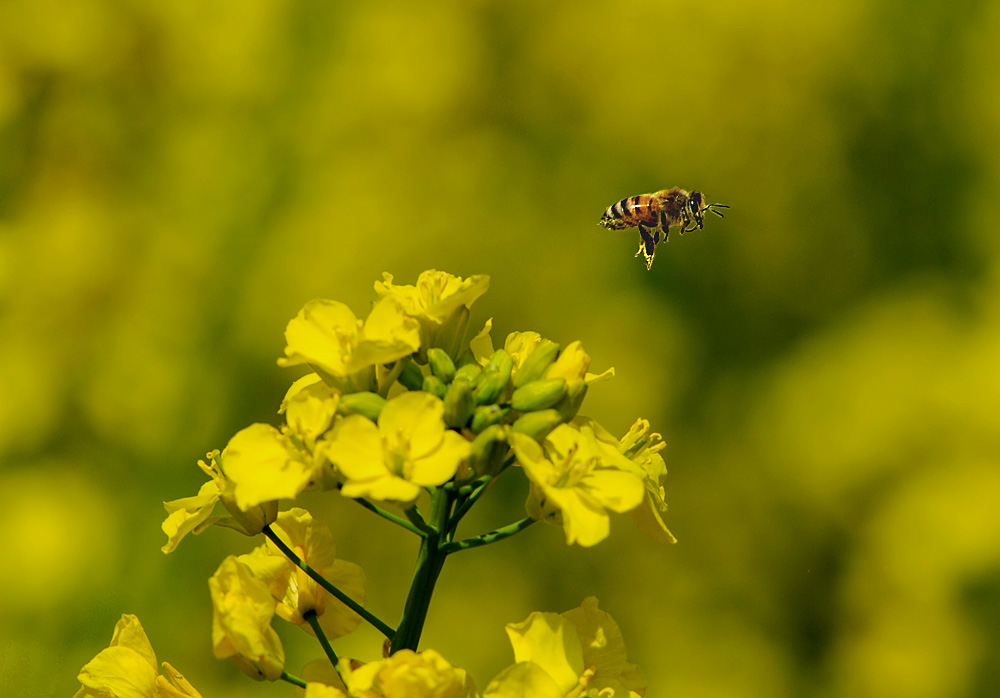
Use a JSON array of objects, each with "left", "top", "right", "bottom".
[{"left": 3, "top": 0, "right": 1000, "bottom": 696}]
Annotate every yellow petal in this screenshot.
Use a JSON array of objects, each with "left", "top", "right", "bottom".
[
  {"left": 76, "top": 645, "right": 158, "bottom": 698},
  {"left": 505, "top": 613, "right": 583, "bottom": 694},
  {"left": 224, "top": 423, "right": 313, "bottom": 509},
  {"left": 340, "top": 475, "right": 421, "bottom": 502},
  {"left": 161, "top": 481, "right": 220, "bottom": 554},
  {"left": 409, "top": 431, "right": 471, "bottom": 486},
  {"left": 278, "top": 300, "right": 358, "bottom": 375},
  {"left": 323, "top": 415, "right": 385, "bottom": 481},
  {"left": 378, "top": 392, "right": 445, "bottom": 459},
  {"left": 482, "top": 662, "right": 564, "bottom": 698}
]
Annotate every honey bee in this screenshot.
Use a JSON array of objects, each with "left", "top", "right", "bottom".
[{"left": 599, "top": 188, "right": 729, "bottom": 270}]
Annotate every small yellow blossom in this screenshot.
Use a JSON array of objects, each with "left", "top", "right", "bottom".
[
  {"left": 510, "top": 424, "right": 644, "bottom": 547},
  {"left": 341, "top": 649, "right": 477, "bottom": 698},
  {"left": 617, "top": 419, "right": 676, "bottom": 545},
  {"left": 280, "top": 374, "right": 340, "bottom": 451},
  {"left": 209, "top": 556, "right": 285, "bottom": 681},
  {"left": 321, "top": 391, "right": 471, "bottom": 502},
  {"left": 579, "top": 417, "right": 676, "bottom": 545},
  {"left": 504, "top": 331, "right": 542, "bottom": 371},
  {"left": 278, "top": 297, "right": 421, "bottom": 392},
  {"left": 224, "top": 423, "right": 318, "bottom": 510},
  {"left": 303, "top": 684, "right": 348, "bottom": 698},
  {"left": 73, "top": 614, "right": 203, "bottom": 698},
  {"left": 375, "top": 270, "right": 489, "bottom": 357},
  {"left": 486, "top": 598, "right": 645, "bottom": 698},
  {"left": 545, "top": 341, "right": 614, "bottom": 386},
  {"left": 161, "top": 450, "right": 278, "bottom": 554},
  {"left": 239, "top": 508, "right": 367, "bottom": 640}
]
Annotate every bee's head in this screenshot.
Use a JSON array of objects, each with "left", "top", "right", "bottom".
[{"left": 690, "top": 191, "right": 729, "bottom": 227}]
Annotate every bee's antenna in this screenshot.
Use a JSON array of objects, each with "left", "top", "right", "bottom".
[{"left": 708, "top": 203, "right": 729, "bottom": 218}]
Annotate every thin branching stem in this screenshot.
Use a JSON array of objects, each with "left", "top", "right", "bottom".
[
  {"left": 263, "top": 526, "right": 395, "bottom": 640},
  {"left": 304, "top": 610, "right": 340, "bottom": 670},
  {"left": 353, "top": 497, "right": 424, "bottom": 536},
  {"left": 280, "top": 672, "right": 307, "bottom": 689},
  {"left": 441, "top": 517, "right": 536, "bottom": 554}
]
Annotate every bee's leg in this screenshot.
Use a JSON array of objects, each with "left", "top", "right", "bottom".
[
  {"left": 636, "top": 224, "right": 657, "bottom": 270},
  {"left": 658, "top": 211, "right": 672, "bottom": 240}
]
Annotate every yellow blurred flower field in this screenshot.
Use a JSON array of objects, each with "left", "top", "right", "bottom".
[{"left": 2, "top": 0, "right": 1000, "bottom": 696}]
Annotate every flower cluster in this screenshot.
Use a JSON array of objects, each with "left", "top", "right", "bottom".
[{"left": 74, "top": 270, "right": 674, "bottom": 697}]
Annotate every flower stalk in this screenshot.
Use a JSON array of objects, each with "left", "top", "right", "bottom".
[{"left": 262, "top": 525, "right": 395, "bottom": 640}]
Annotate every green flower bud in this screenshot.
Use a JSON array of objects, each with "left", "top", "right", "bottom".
[
  {"left": 337, "top": 391, "right": 387, "bottom": 422},
  {"left": 510, "top": 409, "right": 563, "bottom": 441},
  {"left": 513, "top": 339, "right": 560, "bottom": 388},
  {"left": 486, "top": 348, "right": 514, "bottom": 378},
  {"left": 453, "top": 362, "right": 483, "bottom": 386},
  {"left": 468, "top": 424, "right": 507, "bottom": 476},
  {"left": 473, "top": 367, "right": 508, "bottom": 405},
  {"left": 554, "top": 382, "right": 588, "bottom": 421},
  {"left": 427, "top": 348, "right": 457, "bottom": 383},
  {"left": 510, "top": 377, "right": 568, "bottom": 412},
  {"left": 470, "top": 404, "right": 507, "bottom": 434},
  {"left": 422, "top": 375, "right": 448, "bottom": 400},
  {"left": 443, "top": 377, "right": 475, "bottom": 429},
  {"left": 398, "top": 358, "right": 425, "bottom": 391}
]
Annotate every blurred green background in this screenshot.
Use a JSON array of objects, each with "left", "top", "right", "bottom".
[{"left": 3, "top": 0, "right": 1000, "bottom": 696}]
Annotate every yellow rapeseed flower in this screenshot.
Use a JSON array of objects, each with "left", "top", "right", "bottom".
[
  {"left": 487, "top": 597, "right": 645, "bottom": 698},
  {"left": 73, "top": 614, "right": 203, "bottom": 698},
  {"left": 224, "top": 423, "right": 318, "bottom": 510},
  {"left": 321, "top": 391, "right": 471, "bottom": 502},
  {"left": 280, "top": 373, "right": 340, "bottom": 452},
  {"left": 278, "top": 297, "right": 420, "bottom": 392},
  {"left": 616, "top": 418, "right": 676, "bottom": 545},
  {"left": 510, "top": 424, "right": 644, "bottom": 547},
  {"left": 161, "top": 450, "right": 278, "bottom": 554},
  {"left": 341, "top": 649, "right": 477, "bottom": 698},
  {"left": 375, "top": 270, "right": 489, "bottom": 357},
  {"left": 209, "top": 556, "right": 285, "bottom": 681},
  {"left": 544, "top": 340, "right": 614, "bottom": 386},
  {"left": 239, "top": 508, "right": 366, "bottom": 641}
]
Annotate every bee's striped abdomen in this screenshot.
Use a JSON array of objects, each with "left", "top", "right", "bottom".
[{"left": 600, "top": 194, "right": 659, "bottom": 230}]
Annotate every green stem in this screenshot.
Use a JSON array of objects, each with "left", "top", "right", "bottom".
[
  {"left": 353, "top": 497, "right": 424, "bottom": 536},
  {"left": 304, "top": 610, "right": 340, "bottom": 669},
  {"left": 441, "top": 517, "right": 536, "bottom": 554},
  {"left": 263, "top": 526, "right": 395, "bottom": 640},
  {"left": 447, "top": 479, "right": 492, "bottom": 533},
  {"left": 403, "top": 504, "right": 436, "bottom": 536},
  {"left": 280, "top": 672, "right": 307, "bottom": 689},
  {"left": 391, "top": 488, "right": 452, "bottom": 652}
]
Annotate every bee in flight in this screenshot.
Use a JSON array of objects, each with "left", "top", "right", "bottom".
[{"left": 599, "top": 187, "right": 729, "bottom": 270}]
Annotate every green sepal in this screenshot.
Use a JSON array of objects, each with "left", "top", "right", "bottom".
[
  {"left": 427, "top": 348, "right": 457, "bottom": 383},
  {"left": 468, "top": 424, "right": 508, "bottom": 476},
  {"left": 473, "top": 367, "right": 508, "bottom": 405},
  {"left": 337, "top": 392, "right": 387, "bottom": 422},
  {"left": 513, "top": 339, "right": 560, "bottom": 388},
  {"left": 470, "top": 404, "right": 507, "bottom": 434},
  {"left": 443, "top": 377, "right": 476, "bottom": 429},
  {"left": 510, "top": 409, "right": 563, "bottom": 441},
  {"left": 422, "top": 375, "right": 448, "bottom": 400},
  {"left": 486, "top": 348, "right": 514, "bottom": 379},
  {"left": 453, "top": 363, "right": 483, "bottom": 386},
  {"left": 554, "top": 382, "right": 588, "bottom": 421},
  {"left": 398, "top": 358, "right": 425, "bottom": 391},
  {"left": 510, "top": 377, "right": 568, "bottom": 412}
]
